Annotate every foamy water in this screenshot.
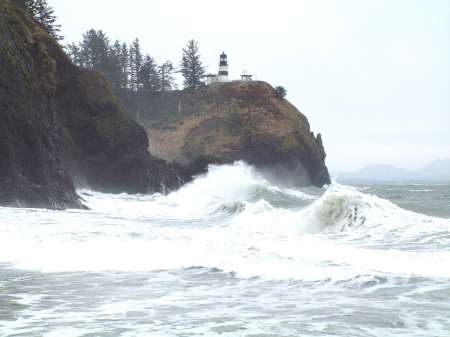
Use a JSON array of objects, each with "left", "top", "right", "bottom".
[{"left": 1, "top": 162, "right": 449, "bottom": 336}]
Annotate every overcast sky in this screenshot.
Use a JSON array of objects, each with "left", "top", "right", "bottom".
[{"left": 52, "top": 0, "right": 449, "bottom": 173}]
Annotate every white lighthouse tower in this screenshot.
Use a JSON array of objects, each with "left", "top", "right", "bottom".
[{"left": 218, "top": 52, "right": 229, "bottom": 82}]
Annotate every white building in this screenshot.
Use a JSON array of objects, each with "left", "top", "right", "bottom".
[
  {"left": 206, "top": 74, "right": 218, "bottom": 84},
  {"left": 206, "top": 52, "right": 254, "bottom": 85}
]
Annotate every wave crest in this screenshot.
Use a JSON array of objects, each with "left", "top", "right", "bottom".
[
  {"left": 166, "top": 161, "right": 313, "bottom": 215},
  {"left": 295, "top": 184, "right": 449, "bottom": 252},
  {"left": 300, "top": 185, "right": 381, "bottom": 232}
]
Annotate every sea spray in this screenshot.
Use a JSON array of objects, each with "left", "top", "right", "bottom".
[
  {"left": 0, "top": 163, "right": 447, "bottom": 279},
  {"left": 1, "top": 162, "right": 449, "bottom": 336}
]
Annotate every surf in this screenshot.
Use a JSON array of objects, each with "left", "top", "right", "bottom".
[{"left": 0, "top": 162, "right": 448, "bottom": 281}]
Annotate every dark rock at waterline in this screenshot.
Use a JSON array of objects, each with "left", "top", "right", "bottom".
[
  {"left": 0, "top": 1, "right": 83, "bottom": 209},
  {"left": 0, "top": 1, "right": 187, "bottom": 209},
  {"left": 183, "top": 155, "right": 228, "bottom": 177}
]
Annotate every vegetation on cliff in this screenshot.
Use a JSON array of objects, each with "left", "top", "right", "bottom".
[
  {"left": 0, "top": 0, "right": 82, "bottom": 208},
  {"left": 32, "top": 12, "right": 188, "bottom": 194},
  {"left": 180, "top": 39, "right": 206, "bottom": 90},
  {"left": 12, "top": 0, "right": 62, "bottom": 40},
  {"left": 0, "top": 0, "right": 188, "bottom": 209},
  {"left": 144, "top": 81, "right": 331, "bottom": 187},
  {"left": 66, "top": 30, "right": 210, "bottom": 122}
]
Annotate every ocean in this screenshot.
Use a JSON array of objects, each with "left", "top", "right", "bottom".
[{"left": 1, "top": 161, "right": 449, "bottom": 336}]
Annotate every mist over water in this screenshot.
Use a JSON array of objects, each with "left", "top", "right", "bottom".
[{"left": 1, "top": 162, "right": 449, "bottom": 336}]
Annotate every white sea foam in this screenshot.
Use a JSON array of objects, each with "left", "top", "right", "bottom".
[
  {"left": 0, "top": 163, "right": 448, "bottom": 282},
  {"left": 279, "top": 187, "right": 318, "bottom": 200},
  {"left": 1, "top": 162, "right": 450, "bottom": 336},
  {"left": 296, "top": 184, "right": 450, "bottom": 242}
]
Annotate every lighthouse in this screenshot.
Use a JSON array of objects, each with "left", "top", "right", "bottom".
[{"left": 218, "top": 52, "right": 229, "bottom": 82}]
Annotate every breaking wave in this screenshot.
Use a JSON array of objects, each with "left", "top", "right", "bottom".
[{"left": 0, "top": 161, "right": 449, "bottom": 280}]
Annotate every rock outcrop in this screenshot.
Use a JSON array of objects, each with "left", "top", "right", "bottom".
[
  {"left": 0, "top": 0, "right": 83, "bottom": 208},
  {"left": 33, "top": 23, "right": 187, "bottom": 194},
  {"left": 0, "top": 0, "right": 187, "bottom": 209},
  {"left": 145, "top": 81, "right": 330, "bottom": 187}
]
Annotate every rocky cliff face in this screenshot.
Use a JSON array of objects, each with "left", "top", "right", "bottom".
[
  {"left": 0, "top": 0, "right": 187, "bottom": 209},
  {"left": 0, "top": 0, "right": 83, "bottom": 208},
  {"left": 32, "top": 20, "right": 187, "bottom": 194},
  {"left": 145, "top": 81, "right": 330, "bottom": 187}
]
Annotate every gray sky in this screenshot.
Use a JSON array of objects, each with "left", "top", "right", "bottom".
[{"left": 52, "top": 0, "right": 449, "bottom": 173}]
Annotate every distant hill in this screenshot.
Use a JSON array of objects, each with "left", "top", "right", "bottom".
[
  {"left": 335, "top": 159, "right": 450, "bottom": 183},
  {"left": 414, "top": 159, "right": 450, "bottom": 180}
]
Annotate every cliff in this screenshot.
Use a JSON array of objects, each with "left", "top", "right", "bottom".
[
  {"left": 144, "top": 81, "right": 330, "bottom": 187},
  {"left": 35, "top": 18, "right": 187, "bottom": 194},
  {"left": 0, "top": 1, "right": 187, "bottom": 209},
  {"left": 0, "top": 0, "right": 82, "bottom": 208},
  {"left": 34, "top": 29, "right": 186, "bottom": 194}
]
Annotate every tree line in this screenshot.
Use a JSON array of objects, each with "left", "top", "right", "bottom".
[
  {"left": 65, "top": 31, "right": 208, "bottom": 122},
  {"left": 12, "top": 0, "right": 207, "bottom": 93},
  {"left": 66, "top": 31, "right": 206, "bottom": 95},
  {"left": 12, "top": 0, "right": 210, "bottom": 121}
]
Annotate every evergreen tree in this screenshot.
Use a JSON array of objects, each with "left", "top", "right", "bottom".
[
  {"left": 180, "top": 39, "right": 205, "bottom": 89},
  {"left": 140, "top": 55, "right": 160, "bottom": 93},
  {"left": 108, "top": 40, "right": 124, "bottom": 90},
  {"left": 159, "top": 61, "right": 177, "bottom": 99},
  {"left": 66, "top": 42, "right": 82, "bottom": 67},
  {"left": 274, "top": 86, "right": 287, "bottom": 99},
  {"left": 120, "top": 43, "right": 130, "bottom": 89},
  {"left": 129, "top": 38, "right": 143, "bottom": 91},
  {"left": 128, "top": 39, "right": 144, "bottom": 122},
  {"left": 79, "top": 29, "right": 110, "bottom": 71},
  {"left": 64, "top": 30, "right": 184, "bottom": 120},
  {"left": 27, "top": 0, "right": 63, "bottom": 40}
]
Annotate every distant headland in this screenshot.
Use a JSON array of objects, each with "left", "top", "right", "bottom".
[{"left": 335, "top": 159, "right": 450, "bottom": 184}]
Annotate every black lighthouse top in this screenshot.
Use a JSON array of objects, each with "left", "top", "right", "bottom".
[{"left": 219, "top": 52, "right": 228, "bottom": 66}]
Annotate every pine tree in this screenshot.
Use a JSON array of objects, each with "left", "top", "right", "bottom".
[
  {"left": 120, "top": 43, "right": 130, "bottom": 89},
  {"left": 129, "top": 38, "right": 143, "bottom": 91},
  {"left": 140, "top": 55, "right": 160, "bottom": 93},
  {"left": 27, "top": 0, "right": 63, "bottom": 40},
  {"left": 79, "top": 29, "right": 110, "bottom": 71},
  {"left": 274, "top": 86, "right": 287, "bottom": 99},
  {"left": 66, "top": 43, "right": 82, "bottom": 66},
  {"left": 159, "top": 61, "right": 177, "bottom": 99},
  {"left": 108, "top": 40, "right": 124, "bottom": 91},
  {"left": 180, "top": 39, "right": 205, "bottom": 89}
]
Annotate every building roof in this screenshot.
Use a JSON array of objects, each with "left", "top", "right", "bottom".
[{"left": 220, "top": 52, "right": 227, "bottom": 58}]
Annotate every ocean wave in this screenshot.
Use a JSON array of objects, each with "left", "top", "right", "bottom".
[
  {"left": 298, "top": 184, "right": 386, "bottom": 232},
  {"left": 1, "top": 164, "right": 449, "bottom": 281},
  {"left": 163, "top": 161, "right": 317, "bottom": 215},
  {"left": 280, "top": 187, "right": 319, "bottom": 200},
  {"left": 293, "top": 184, "right": 450, "bottom": 249}
]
